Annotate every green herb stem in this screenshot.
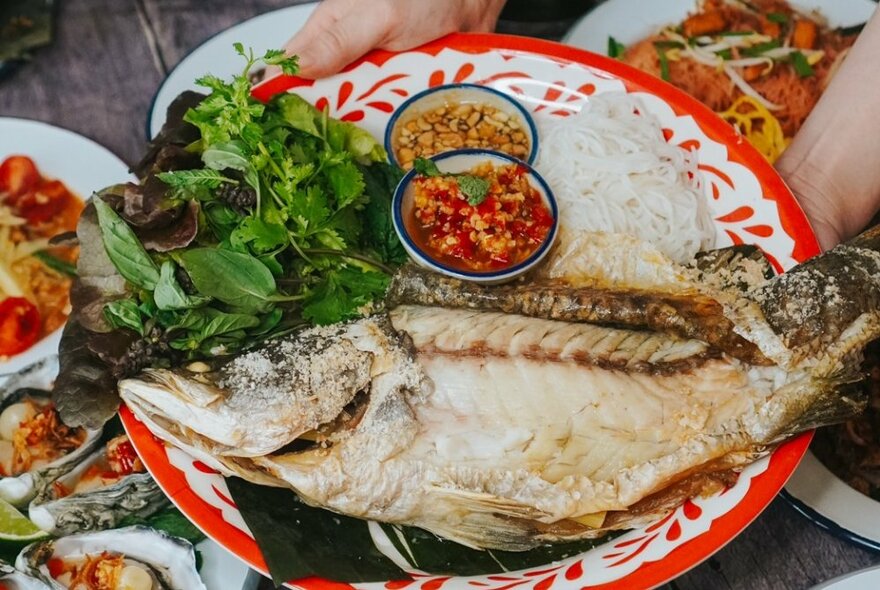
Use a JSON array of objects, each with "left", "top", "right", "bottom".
[
  {"left": 303, "top": 248, "right": 394, "bottom": 275},
  {"left": 33, "top": 251, "right": 77, "bottom": 277}
]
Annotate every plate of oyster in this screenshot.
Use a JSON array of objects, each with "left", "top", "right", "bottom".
[
  {"left": 16, "top": 526, "right": 206, "bottom": 589},
  {"left": 44, "top": 30, "right": 876, "bottom": 590}
]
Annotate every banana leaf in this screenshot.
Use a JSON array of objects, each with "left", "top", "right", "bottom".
[{"left": 227, "top": 477, "right": 619, "bottom": 586}]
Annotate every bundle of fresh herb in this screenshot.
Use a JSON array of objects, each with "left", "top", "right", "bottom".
[{"left": 95, "top": 45, "right": 406, "bottom": 361}]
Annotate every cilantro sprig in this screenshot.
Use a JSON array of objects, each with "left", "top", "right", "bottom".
[
  {"left": 95, "top": 45, "right": 407, "bottom": 358},
  {"left": 413, "top": 157, "right": 490, "bottom": 206}
]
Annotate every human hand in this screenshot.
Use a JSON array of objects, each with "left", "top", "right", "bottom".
[{"left": 280, "top": 0, "right": 507, "bottom": 79}]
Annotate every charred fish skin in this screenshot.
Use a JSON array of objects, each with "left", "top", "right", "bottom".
[
  {"left": 120, "top": 314, "right": 429, "bottom": 459},
  {"left": 753, "top": 225, "right": 880, "bottom": 365},
  {"left": 386, "top": 265, "right": 765, "bottom": 362}
]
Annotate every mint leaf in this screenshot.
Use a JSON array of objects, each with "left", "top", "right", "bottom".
[
  {"left": 413, "top": 157, "right": 441, "bottom": 177},
  {"left": 458, "top": 175, "right": 490, "bottom": 206}
]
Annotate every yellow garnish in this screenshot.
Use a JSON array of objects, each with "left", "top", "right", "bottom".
[
  {"left": 718, "top": 95, "right": 790, "bottom": 163},
  {"left": 570, "top": 511, "right": 607, "bottom": 529}
]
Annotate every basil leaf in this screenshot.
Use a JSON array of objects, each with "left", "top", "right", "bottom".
[
  {"left": 104, "top": 299, "right": 145, "bottom": 336},
  {"left": 93, "top": 198, "right": 160, "bottom": 290},
  {"left": 179, "top": 248, "right": 278, "bottom": 313},
  {"left": 154, "top": 261, "right": 212, "bottom": 311},
  {"left": 170, "top": 307, "right": 261, "bottom": 351},
  {"left": 458, "top": 175, "right": 490, "bottom": 206},
  {"left": 413, "top": 157, "right": 441, "bottom": 177}
]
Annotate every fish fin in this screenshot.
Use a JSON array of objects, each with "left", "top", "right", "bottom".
[
  {"left": 764, "top": 377, "right": 868, "bottom": 443},
  {"left": 426, "top": 486, "right": 549, "bottom": 520},
  {"left": 136, "top": 368, "right": 224, "bottom": 407},
  {"left": 418, "top": 486, "right": 551, "bottom": 551}
]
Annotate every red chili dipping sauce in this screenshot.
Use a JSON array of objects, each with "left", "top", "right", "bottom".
[{"left": 408, "top": 162, "right": 553, "bottom": 272}]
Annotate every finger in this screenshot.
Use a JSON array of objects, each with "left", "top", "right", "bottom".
[{"left": 284, "top": 4, "right": 395, "bottom": 79}]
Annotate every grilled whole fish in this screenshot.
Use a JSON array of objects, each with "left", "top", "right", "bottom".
[{"left": 119, "top": 228, "right": 880, "bottom": 551}]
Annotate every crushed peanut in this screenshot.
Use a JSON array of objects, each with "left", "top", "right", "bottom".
[{"left": 394, "top": 102, "right": 531, "bottom": 168}]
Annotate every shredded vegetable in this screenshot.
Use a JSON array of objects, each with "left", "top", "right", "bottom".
[{"left": 718, "top": 95, "right": 789, "bottom": 163}]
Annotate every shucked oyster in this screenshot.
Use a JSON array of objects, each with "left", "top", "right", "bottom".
[
  {"left": 16, "top": 526, "right": 206, "bottom": 590},
  {"left": 0, "top": 563, "right": 49, "bottom": 589},
  {"left": 121, "top": 226, "right": 880, "bottom": 551},
  {"left": 0, "top": 358, "right": 102, "bottom": 507},
  {"left": 29, "top": 435, "right": 167, "bottom": 536}
]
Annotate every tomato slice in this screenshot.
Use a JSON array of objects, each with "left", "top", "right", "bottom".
[
  {"left": 0, "top": 156, "right": 40, "bottom": 201},
  {"left": 15, "top": 179, "right": 73, "bottom": 224},
  {"left": 0, "top": 297, "right": 41, "bottom": 356}
]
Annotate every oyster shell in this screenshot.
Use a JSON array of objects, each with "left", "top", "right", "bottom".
[
  {"left": 28, "top": 436, "right": 168, "bottom": 536},
  {"left": 0, "top": 563, "right": 49, "bottom": 589},
  {"left": 0, "top": 358, "right": 102, "bottom": 508},
  {"left": 16, "top": 526, "right": 207, "bottom": 590}
]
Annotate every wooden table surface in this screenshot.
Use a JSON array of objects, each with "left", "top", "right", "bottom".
[{"left": 2, "top": 1, "right": 879, "bottom": 588}]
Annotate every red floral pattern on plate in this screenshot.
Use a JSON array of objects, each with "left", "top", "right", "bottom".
[{"left": 124, "top": 32, "right": 819, "bottom": 590}]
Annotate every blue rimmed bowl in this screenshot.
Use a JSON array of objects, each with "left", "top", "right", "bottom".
[
  {"left": 392, "top": 149, "right": 558, "bottom": 285},
  {"left": 384, "top": 83, "right": 539, "bottom": 169}
]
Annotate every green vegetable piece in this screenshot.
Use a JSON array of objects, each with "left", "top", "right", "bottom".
[
  {"left": 157, "top": 169, "right": 236, "bottom": 190},
  {"left": 154, "top": 261, "right": 212, "bottom": 311},
  {"left": 233, "top": 214, "right": 289, "bottom": 253},
  {"left": 741, "top": 39, "right": 781, "bottom": 57},
  {"left": 33, "top": 251, "right": 76, "bottom": 277},
  {"left": 261, "top": 49, "right": 300, "bottom": 76},
  {"left": 359, "top": 162, "right": 407, "bottom": 265},
  {"left": 653, "top": 40, "right": 684, "bottom": 49},
  {"left": 655, "top": 43, "right": 671, "bottom": 81},
  {"left": 326, "top": 160, "right": 366, "bottom": 208},
  {"left": 275, "top": 93, "right": 322, "bottom": 137},
  {"left": 791, "top": 50, "right": 814, "bottom": 78},
  {"left": 331, "top": 120, "right": 387, "bottom": 164},
  {"left": 413, "top": 157, "right": 441, "bottom": 177},
  {"left": 202, "top": 140, "right": 251, "bottom": 173},
  {"left": 93, "top": 198, "right": 160, "bottom": 290},
  {"left": 179, "top": 248, "right": 278, "bottom": 314},
  {"left": 414, "top": 157, "right": 490, "bottom": 206},
  {"left": 457, "top": 175, "right": 490, "bottom": 206},
  {"left": 303, "top": 267, "right": 390, "bottom": 325},
  {"left": 767, "top": 12, "right": 789, "bottom": 24},
  {"left": 103, "top": 299, "right": 145, "bottom": 336},
  {"left": 607, "top": 36, "right": 626, "bottom": 58}
]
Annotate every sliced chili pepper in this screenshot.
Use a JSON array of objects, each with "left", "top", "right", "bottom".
[
  {"left": 16, "top": 179, "right": 73, "bottom": 224},
  {"left": 0, "top": 297, "right": 41, "bottom": 356}
]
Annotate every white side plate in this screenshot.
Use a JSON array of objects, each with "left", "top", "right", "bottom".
[
  {"left": 148, "top": 2, "right": 318, "bottom": 138},
  {"left": 563, "top": 0, "right": 875, "bottom": 53}
]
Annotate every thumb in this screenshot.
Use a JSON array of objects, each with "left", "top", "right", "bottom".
[{"left": 284, "top": 6, "right": 393, "bottom": 79}]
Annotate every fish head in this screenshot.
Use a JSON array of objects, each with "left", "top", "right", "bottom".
[{"left": 120, "top": 315, "right": 422, "bottom": 457}]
